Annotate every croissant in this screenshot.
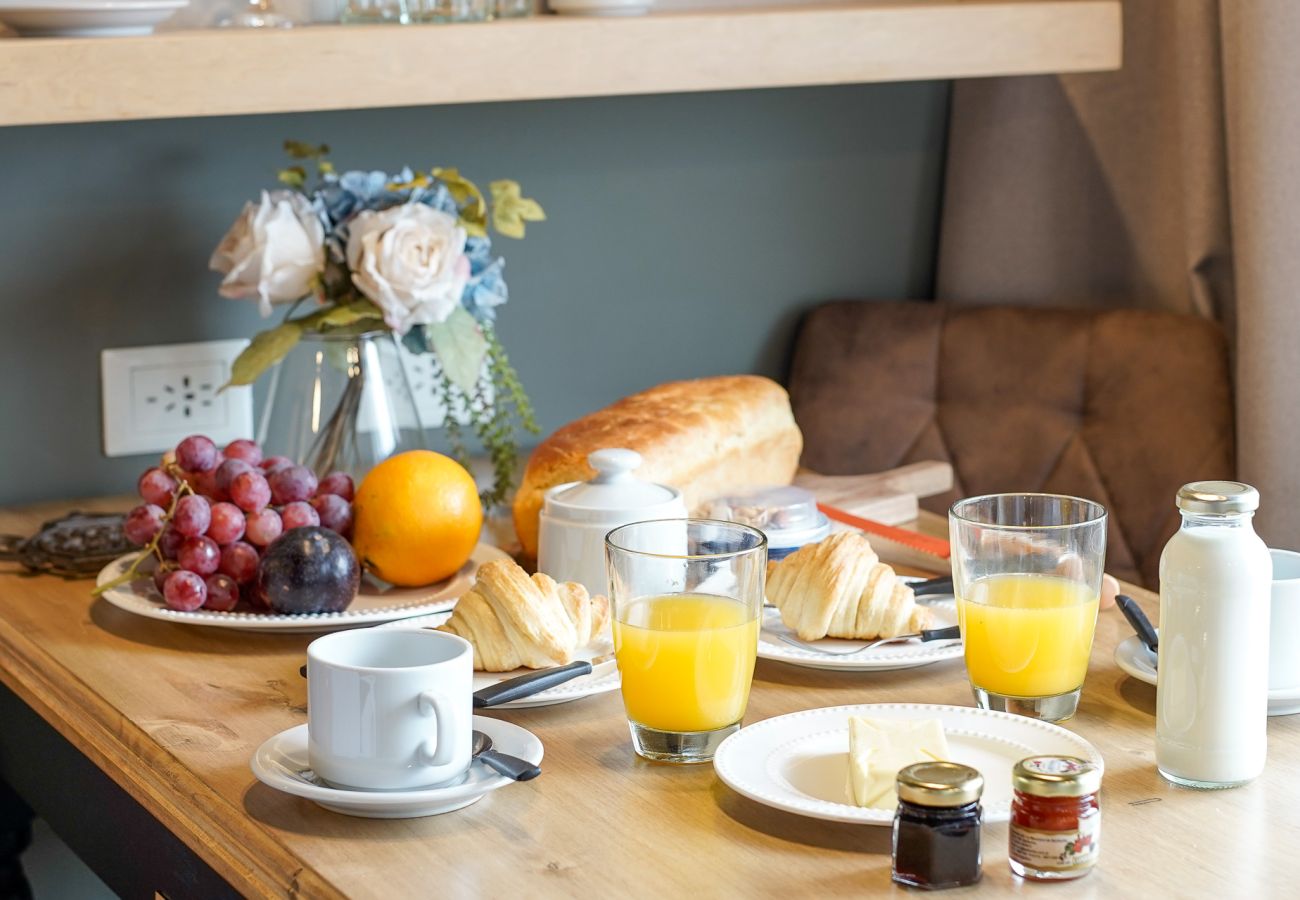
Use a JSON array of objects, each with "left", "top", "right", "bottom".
[
  {"left": 766, "top": 531, "right": 931, "bottom": 641},
  {"left": 438, "top": 559, "right": 611, "bottom": 672}
]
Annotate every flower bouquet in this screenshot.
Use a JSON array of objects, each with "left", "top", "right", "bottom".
[{"left": 209, "top": 142, "right": 543, "bottom": 506}]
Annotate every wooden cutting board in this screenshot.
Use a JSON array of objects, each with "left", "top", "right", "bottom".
[{"left": 793, "top": 461, "right": 952, "bottom": 525}]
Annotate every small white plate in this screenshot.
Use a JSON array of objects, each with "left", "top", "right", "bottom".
[
  {"left": 0, "top": 0, "right": 188, "bottom": 36},
  {"left": 380, "top": 612, "right": 620, "bottom": 708},
  {"left": 96, "top": 544, "right": 511, "bottom": 634},
  {"left": 758, "top": 599, "right": 963, "bottom": 672},
  {"left": 1114, "top": 635, "right": 1300, "bottom": 716},
  {"left": 250, "top": 716, "right": 543, "bottom": 818},
  {"left": 713, "top": 703, "right": 1103, "bottom": 826}
]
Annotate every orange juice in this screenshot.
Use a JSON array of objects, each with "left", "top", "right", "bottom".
[
  {"left": 958, "top": 574, "right": 1099, "bottom": 698},
  {"left": 612, "top": 593, "right": 759, "bottom": 733}
]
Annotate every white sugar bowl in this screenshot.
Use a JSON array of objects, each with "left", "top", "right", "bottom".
[{"left": 537, "top": 448, "right": 687, "bottom": 596}]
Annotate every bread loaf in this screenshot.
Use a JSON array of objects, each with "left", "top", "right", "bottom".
[{"left": 512, "top": 375, "right": 803, "bottom": 558}]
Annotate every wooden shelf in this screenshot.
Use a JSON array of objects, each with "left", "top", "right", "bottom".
[{"left": 0, "top": 0, "right": 1120, "bottom": 127}]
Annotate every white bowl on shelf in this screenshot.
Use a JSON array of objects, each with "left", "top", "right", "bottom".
[
  {"left": 0, "top": 0, "right": 190, "bottom": 36},
  {"left": 548, "top": 0, "right": 652, "bottom": 16}
]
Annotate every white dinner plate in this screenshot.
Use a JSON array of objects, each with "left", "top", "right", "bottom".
[
  {"left": 713, "top": 703, "right": 1103, "bottom": 826},
  {"left": 1114, "top": 635, "right": 1300, "bottom": 716},
  {"left": 379, "top": 612, "right": 620, "bottom": 708},
  {"left": 250, "top": 716, "right": 543, "bottom": 819},
  {"left": 0, "top": 0, "right": 187, "bottom": 36},
  {"left": 96, "top": 544, "right": 511, "bottom": 633},
  {"left": 758, "top": 599, "right": 963, "bottom": 672}
]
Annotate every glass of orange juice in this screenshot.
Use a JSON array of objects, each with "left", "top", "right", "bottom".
[
  {"left": 950, "top": 494, "right": 1107, "bottom": 723},
  {"left": 605, "top": 519, "right": 766, "bottom": 763}
]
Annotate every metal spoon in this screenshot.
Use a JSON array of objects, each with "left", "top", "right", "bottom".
[
  {"left": 778, "top": 625, "right": 962, "bottom": 656},
  {"left": 472, "top": 730, "right": 540, "bottom": 781}
]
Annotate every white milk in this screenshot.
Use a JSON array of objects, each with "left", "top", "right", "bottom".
[{"left": 1156, "top": 482, "right": 1272, "bottom": 788}]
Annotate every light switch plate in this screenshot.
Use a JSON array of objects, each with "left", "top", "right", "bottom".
[{"left": 101, "top": 339, "right": 254, "bottom": 457}]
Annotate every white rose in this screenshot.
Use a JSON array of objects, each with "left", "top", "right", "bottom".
[
  {"left": 209, "top": 190, "right": 325, "bottom": 317},
  {"left": 346, "top": 203, "right": 470, "bottom": 336}
]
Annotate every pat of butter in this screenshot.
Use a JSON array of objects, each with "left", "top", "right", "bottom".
[{"left": 846, "top": 716, "right": 950, "bottom": 810}]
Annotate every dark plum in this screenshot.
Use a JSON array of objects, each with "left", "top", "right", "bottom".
[{"left": 255, "top": 527, "right": 360, "bottom": 615}]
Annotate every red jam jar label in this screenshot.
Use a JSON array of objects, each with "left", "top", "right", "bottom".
[{"left": 1010, "top": 810, "right": 1100, "bottom": 872}]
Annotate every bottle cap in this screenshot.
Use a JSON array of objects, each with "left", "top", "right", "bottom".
[
  {"left": 896, "top": 762, "right": 984, "bottom": 807},
  {"left": 1176, "top": 481, "right": 1260, "bottom": 515},
  {"left": 1012, "top": 756, "right": 1102, "bottom": 797}
]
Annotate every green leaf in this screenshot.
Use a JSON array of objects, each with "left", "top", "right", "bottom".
[
  {"left": 313, "top": 299, "right": 384, "bottom": 329},
  {"left": 283, "top": 140, "right": 329, "bottom": 160},
  {"left": 489, "top": 180, "right": 545, "bottom": 239},
  {"left": 277, "top": 166, "right": 306, "bottom": 189},
  {"left": 432, "top": 167, "right": 488, "bottom": 235},
  {"left": 402, "top": 324, "right": 432, "bottom": 355},
  {"left": 426, "top": 308, "right": 488, "bottom": 395},
  {"left": 224, "top": 322, "right": 303, "bottom": 388}
]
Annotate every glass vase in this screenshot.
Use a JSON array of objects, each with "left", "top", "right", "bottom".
[{"left": 257, "top": 331, "right": 428, "bottom": 482}]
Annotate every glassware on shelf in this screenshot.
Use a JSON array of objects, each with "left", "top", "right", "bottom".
[
  {"left": 418, "top": 0, "right": 491, "bottom": 22},
  {"left": 219, "top": 0, "right": 296, "bottom": 27},
  {"left": 493, "top": 0, "right": 531, "bottom": 17},
  {"left": 256, "top": 330, "right": 428, "bottom": 482},
  {"left": 341, "top": 0, "right": 415, "bottom": 23}
]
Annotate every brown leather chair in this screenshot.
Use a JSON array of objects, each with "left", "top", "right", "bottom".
[{"left": 788, "top": 301, "right": 1235, "bottom": 587}]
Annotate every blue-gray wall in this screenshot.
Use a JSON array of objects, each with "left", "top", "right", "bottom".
[{"left": 0, "top": 82, "right": 949, "bottom": 505}]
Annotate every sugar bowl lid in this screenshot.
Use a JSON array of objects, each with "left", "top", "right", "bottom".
[{"left": 544, "top": 449, "right": 682, "bottom": 520}]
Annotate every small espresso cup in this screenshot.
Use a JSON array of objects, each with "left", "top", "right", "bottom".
[
  {"left": 307, "top": 629, "right": 473, "bottom": 791},
  {"left": 1270, "top": 549, "right": 1300, "bottom": 691}
]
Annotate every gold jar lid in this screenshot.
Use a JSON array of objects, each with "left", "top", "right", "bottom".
[
  {"left": 896, "top": 762, "right": 984, "bottom": 807},
  {"left": 1013, "top": 756, "right": 1102, "bottom": 797}
]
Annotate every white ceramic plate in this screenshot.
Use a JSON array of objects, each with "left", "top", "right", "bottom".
[
  {"left": 1114, "top": 635, "right": 1300, "bottom": 716},
  {"left": 250, "top": 716, "right": 543, "bottom": 818},
  {"left": 714, "top": 703, "right": 1103, "bottom": 826},
  {"left": 96, "top": 544, "right": 511, "bottom": 634},
  {"left": 0, "top": 0, "right": 188, "bottom": 36},
  {"left": 380, "top": 611, "right": 620, "bottom": 708},
  {"left": 758, "top": 599, "right": 963, "bottom": 672}
]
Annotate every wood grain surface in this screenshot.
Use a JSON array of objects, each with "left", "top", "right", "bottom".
[
  {"left": 0, "top": 1, "right": 1121, "bottom": 127},
  {"left": 0, "top": 497, "right": 1296, "bottom": 897}
]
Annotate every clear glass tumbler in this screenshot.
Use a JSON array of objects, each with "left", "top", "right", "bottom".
[
  {"left": 605, "top": 519, "right": 766, "bottom": 763},
  {"left": 950, "top": 494, "right": 1107, "bottom": 722}
]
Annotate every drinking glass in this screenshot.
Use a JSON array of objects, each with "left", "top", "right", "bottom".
[
  {"left": 950, "top": 494, "right": 1107, "bottom": 722},
  {"left": 605, "top": 519, "right": 766, "bottom": 763}
]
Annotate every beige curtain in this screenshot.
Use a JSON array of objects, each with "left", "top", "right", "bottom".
[{"left": 935, "top": 0, "right": 1300, "bottom": 545}]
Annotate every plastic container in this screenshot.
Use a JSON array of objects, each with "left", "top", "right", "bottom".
[{"left": 701, "top": 486, "right": 830, "bottom": 561}]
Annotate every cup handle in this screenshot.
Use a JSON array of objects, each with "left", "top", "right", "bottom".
[{"left": 416, "top": 690, "right": 455, "bottom": 768}]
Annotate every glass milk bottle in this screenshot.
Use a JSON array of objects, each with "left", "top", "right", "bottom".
[{"left": 1156, "top": 481, "right": 1272, "bottom": 788}]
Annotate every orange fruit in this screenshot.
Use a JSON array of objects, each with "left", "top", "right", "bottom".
[{"left": 351, "top": 450, "right": 483, "bottom": 587}]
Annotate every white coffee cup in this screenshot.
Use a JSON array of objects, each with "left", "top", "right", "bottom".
[
  {"left": 1270, "top": 548, "right": 1300, "bottom": 691},
  {"left": 307, "top": 629, "right": 473, "bottom": 791}
]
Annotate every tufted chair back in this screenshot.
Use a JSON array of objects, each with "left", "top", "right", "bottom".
[{"left": 788, "top": 301, "right": 1235, "bottom": 587}]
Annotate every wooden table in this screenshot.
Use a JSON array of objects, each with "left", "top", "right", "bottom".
[{"left": 1, "top": 498, "right": 1297, "bottom": 897}]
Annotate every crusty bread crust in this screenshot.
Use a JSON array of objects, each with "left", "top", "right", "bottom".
[{"left": 512, "top": 375, "right": 803, "bottom": 558}]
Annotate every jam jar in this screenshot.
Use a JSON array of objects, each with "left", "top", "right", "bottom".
[
  {"left": 1009, "top": 755, "right": 1101, "bottom": 881},
  {"left": 891, "top": 762, "right": 984, "bottom": 890}
]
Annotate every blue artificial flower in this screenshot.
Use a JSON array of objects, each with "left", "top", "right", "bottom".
[
  {"left": 462, "top": 257, "right": 508, "bottom": 322},
  {"left": 464, "top": 235, "right": 493, "bottom": 271}
]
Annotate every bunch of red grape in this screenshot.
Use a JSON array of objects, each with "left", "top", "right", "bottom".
[{"left": 123, "top": 434, "right": 355, "bottom": 613}]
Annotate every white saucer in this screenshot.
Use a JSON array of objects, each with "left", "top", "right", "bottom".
[
  {"left": 713, "top": 703, "right": 1102, "bottom": 826},
  {"left": 0, "top": 0, "right": 188, "bottom": 36},
  {"left": 250, "top": 716, "right": 543, "bottom": 818},
  {"left": 1114, "top": 635, "right": 1300, "bottom": 716},
  {"left": 758, "top": 599, "right": 963, "bottom": 672},
  {"left": 380, "top": 612, "right": 620, "bottom": 708}
]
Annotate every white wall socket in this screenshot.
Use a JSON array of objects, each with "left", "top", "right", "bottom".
[{"left": 101, "top": 339, "right": 254, "bottom": 458}]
